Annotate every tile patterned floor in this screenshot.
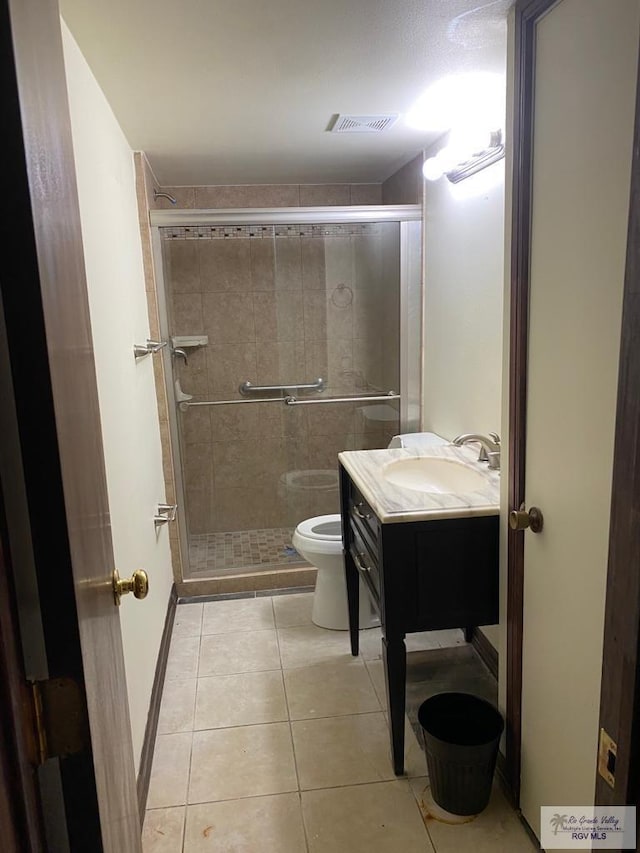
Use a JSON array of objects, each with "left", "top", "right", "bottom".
[
  {"left": 143, "top": 594, "right": 537, "bottom": 852},
  {"left": 189, "top": 528, "right": 305, "bottom": 575}
]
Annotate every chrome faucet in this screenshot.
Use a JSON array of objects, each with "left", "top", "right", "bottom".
[{"left": 452, "top": 433, "right": 501, "bottom": 470}]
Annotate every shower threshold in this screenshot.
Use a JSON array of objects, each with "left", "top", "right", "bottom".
[{"left": 188, "top": 527, "right": 309, "bottom": 577}]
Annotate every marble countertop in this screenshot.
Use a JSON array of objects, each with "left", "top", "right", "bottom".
[{"left": 338, "top": 443, "right": 500, "bottom": 524}]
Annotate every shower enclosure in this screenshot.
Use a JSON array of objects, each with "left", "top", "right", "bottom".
[{"left": 151, "top": 205, "right": 421, "bottom": 579}]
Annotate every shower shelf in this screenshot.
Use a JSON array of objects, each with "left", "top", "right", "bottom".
[{"left": 171, "top": 335, "right": 208, "bottom": 348}]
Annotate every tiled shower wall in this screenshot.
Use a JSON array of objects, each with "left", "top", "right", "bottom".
[{"left": 163, "top": 223, "right": 400, "bottom": 536}]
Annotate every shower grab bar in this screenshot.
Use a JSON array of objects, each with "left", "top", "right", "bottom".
[
  {"left": 178, "top": 391, "right": 399, "bottom": 412},
  {"left": 239, "top": 377, "right": 325, "bottom": 396},
  {"left": 284, "top": 392, "right": 399, "bottom": 406}
]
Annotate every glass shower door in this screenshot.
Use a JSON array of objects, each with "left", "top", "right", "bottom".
[{"left": 161, "top": 219, "right": 401, "bottom": 577}]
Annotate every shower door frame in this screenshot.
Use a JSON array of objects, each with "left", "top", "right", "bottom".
[{"left": 150, "top": 204, "right": 423, "bottom": 581}]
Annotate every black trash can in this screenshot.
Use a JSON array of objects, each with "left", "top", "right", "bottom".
[{"left": 418, "top": 692, "right": 504, "bottom": 816}]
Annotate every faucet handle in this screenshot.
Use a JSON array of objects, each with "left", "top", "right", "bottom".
[{"left": 489, "top": 432, "right": 501, "bottom": 445}]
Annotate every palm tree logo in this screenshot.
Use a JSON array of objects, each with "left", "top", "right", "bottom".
[{"left": 550, "top": 814, "right": 568, "bottom": 835}]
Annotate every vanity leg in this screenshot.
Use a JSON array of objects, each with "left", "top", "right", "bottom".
[
  {"left": 344, "top": 550, "right": 360, "bottom": 656},
  {"left": 464, "top": 627, "right": 473, "bottom": 643},
  {"left": 382, "top": 635, "right": 406, "bottom": 776}
]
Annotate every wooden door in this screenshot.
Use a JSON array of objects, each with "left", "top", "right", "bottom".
[
  {"left": 508, "top": 0, "right": 640, "bottom": 838},
  {"left": 3, "top": 0, "right": 142, "bottom": 848}
]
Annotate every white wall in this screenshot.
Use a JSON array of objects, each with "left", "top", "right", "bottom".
[
  {"left": 422, "top": 158, "right": 505, "bottom": 440},
  {"left": 61, "top": 21, "right": 174, "bottom": 771}
]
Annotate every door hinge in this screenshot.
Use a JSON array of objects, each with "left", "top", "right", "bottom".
[
  {"left": 28, "top": 677, "right": 88, "bottom": 766},
  {"left": 598, "top": 727, "right": 617, "bottom": 789}
]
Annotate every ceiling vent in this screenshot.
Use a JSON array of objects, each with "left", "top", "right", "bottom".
[{"left": 330, "top": 114, "right": 399, "bottom": 133}]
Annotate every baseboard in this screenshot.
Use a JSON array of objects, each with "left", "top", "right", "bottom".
[
  {"left": 470, "top": 626, "right": 498, "bottom": 680},
  {"left": 137, "top": 584, "right": 177, "bottom": 822},
  {"left": 495, "top": 750, "right": 514, "bottom": 803}
]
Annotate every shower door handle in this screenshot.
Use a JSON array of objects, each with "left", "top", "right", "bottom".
[{"left": 172, "top": 348, "right": 189, "bottom": 366}]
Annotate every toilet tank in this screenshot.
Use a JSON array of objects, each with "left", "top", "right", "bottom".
[{"left": 387, "top": 432, "right": 448, "bottom": 450}]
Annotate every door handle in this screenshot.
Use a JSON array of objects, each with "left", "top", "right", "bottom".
[
  {"left": 509, "top": 503, "right": 544, "bottom": 533},
  {"left": 112, "top": 569, "right": 149, "bottom": 605}
]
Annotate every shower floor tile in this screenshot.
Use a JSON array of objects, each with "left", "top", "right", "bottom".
[{"left": 189, "top": 527, "right": 306, "bottom": 574}]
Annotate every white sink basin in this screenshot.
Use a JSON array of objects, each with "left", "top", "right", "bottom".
[{"left": 382, "top": 456, "right": 488, "bottom": 494}]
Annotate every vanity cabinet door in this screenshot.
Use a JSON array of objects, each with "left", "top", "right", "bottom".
[{"left": 412, "top": 516, "right": 499, "bottom": 632}]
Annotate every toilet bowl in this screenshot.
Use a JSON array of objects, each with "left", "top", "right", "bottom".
[
  {"left": 292, "top": 514, "right": 378, "bottom": 630},
  {"left": 292, "top": 432, "right": 448, "bottom": 631}
]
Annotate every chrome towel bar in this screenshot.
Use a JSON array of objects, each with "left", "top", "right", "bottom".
[
  {"left": 180, "top": 397, "right": 284, "bottom": 409},
  {"left": 179, "top": 391, "right": 399, "bottom": 412},
  {"left": 239, "top": 377, "right": 325, "bottom": 396},
  {"left": 284, "top": 392, "right": 399, "bottom": 406}
]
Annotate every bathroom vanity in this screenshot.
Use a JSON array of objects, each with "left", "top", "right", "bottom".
[{"left": 338, "top": 444, "right": 499, "bottom": 775}]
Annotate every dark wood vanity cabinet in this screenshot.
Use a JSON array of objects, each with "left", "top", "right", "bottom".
[{"left": 339, "top": 463, "right": 499, "bottom": 775}]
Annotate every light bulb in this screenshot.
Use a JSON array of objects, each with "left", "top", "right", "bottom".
[
  {"left": 448, "top": 126, "right": 494, "bottom": 158},
  {"left": 406, "top": 73, "right": 505, "bottom": 132},
  {"left": 422, "top": 157, "right": 444, "bottom": 181}
]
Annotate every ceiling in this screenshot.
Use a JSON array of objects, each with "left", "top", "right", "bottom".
[{"left": 60, "top": 0, "right": 510, "bottom": 186}]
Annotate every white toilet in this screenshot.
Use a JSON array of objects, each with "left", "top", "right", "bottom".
[
  {"left": 292, "top": 432, "right": 447, "bottom": 631},
  {"left": 292, "top": 515, "right": 378, "bottom": 630}
]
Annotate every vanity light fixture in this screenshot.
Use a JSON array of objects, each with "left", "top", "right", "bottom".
[{"left": 423, "top": 129, "right": 505, "bottom": 184}]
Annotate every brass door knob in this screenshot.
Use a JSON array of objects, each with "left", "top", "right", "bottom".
[
  {"left": 509, "top": 504, "right": 544, "bottom": 533},
  {"left": 112, "top": 569, "right": 149, "bottom": 606}
]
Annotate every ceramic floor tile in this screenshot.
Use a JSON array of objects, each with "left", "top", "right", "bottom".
[
  {"left": 284, "top": 658, "right": 381, "bottom": 719},
  {"left": 408, "top": 629, "right": 466, "bottom": 651},
  {"left": 292, "top": 712, "right": 395, "bottom": 789},
  {"left": 199, "top": 630, "right": 280, "bottom": 676},
  {"left": 173, "top": 603, "right": 204, "bottom": 638},
  {"left": 147, "top": 732, "right": 192, "bottom": 809},
  {"left": 183, "top": 794, "right": 307, "bottom": 852},
  {"left": 302, "top": 780, "right": 434, "bottom": 853},
  {"left": 409, "top": 779, "right": 537, "bottom": 852},
  {"left": 358, "top": 628, "right": 464, "bottom": 663},
  {"left": 358, "top": 627, "right": 384, "bottom": 660},
  {"left": 166, "top": 635, "right": 200, "bottom": 680},
  {"left": 375, "top": 711, "right": 428, "bottom": 780},
  {"left": 364, "top": 658, "right": 386, "bottom": 706},
  {"left": 157, "top": 678, "right": 197, "bottom": 734},
  {"left": 202, "top": 597, "right": 275, "bottom": 634},
  {"left": 405, "top": 630, "right": 454, "bottom": 653},
  {"left": 404, "top": 717, "right": 428, "bottom": 779},
  {"left": 142, "top": 807, "right": 185, "bottom": 852},
  {"left": 273, "top": 592, "right": 314, "bottom": 628},
  {"left": 194, "top": 670, "right": 288, "bottom": 729},
  {"left": 277, "top": 624, "right": 353, "bottom": 669},
  {"left": 189, "top": 723, "right": 297, "bottom": 803}
]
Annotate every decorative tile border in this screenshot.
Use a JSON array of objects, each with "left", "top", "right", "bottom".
[{"left": 160, "top": 222, "right": 380, "bottom": 240}]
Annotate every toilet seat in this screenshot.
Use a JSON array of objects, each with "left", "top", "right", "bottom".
[{"left": 295, "top": 514, "right": 341, "bottom": 542}]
